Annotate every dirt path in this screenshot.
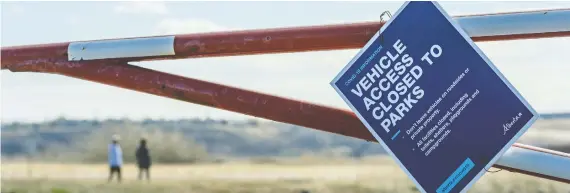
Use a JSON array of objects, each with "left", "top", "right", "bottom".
[{"left": 1, "top": 163, "right": 406, "bottom": 182}]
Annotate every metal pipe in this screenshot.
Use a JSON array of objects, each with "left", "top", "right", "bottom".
[
  {"left": 496, "top": 144, "right": 570, "bottom": 183},
  {"left": 2, "top": 8, "right": 570, "bottom": 68},
  {"left": 4, "top": 60, "right": 568, "bottom": 183}
]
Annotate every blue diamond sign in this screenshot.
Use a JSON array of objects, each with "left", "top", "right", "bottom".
[{"left": 330, "top": 1, "right": 538, "bottom": 193}]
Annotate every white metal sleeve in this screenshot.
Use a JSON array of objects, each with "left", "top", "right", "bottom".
[
  {"left": 457, "top": 9, "right": 570, "bottom": 37},
  {"left": 496, "top": 145, "right": 570, "bottom": 181},
  {"left": 68, "top": 36, "right": 175, "bottom": 61}
]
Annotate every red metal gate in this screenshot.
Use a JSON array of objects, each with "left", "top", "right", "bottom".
[{"left": 2, "top": 8, "right": 570, "bottom": 184}]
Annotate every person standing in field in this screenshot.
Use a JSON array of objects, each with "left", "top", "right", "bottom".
[
  {"left": 107, "top": 134, "right": 123, "bottom": 183},
  {"left": 135, "top": 138, "right": 151, "bottom": 181}
]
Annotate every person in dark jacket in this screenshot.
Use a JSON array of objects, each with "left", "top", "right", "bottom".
[{"left": 135, "top": 138, "right": 151, "bottom": 181}]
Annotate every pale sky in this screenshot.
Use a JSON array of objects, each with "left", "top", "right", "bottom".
[{"left": 1, "top": 1, "right": 570, "bottom": 123}]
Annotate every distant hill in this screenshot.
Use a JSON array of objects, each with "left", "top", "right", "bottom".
[
  {"left": 0, "top": 118, "right": 385, "bottom": 159},
  {"left": 2, "top": 115, "right": 569, "bottom": 159}
]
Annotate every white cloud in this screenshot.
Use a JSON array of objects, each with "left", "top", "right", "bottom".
[
  {"left": 65, "top": 16, "right": 80, "bottom": 25},
  {"left": 153, "top": 18, "right": 230, "bottom": 35},
  {"left": 8, "top": 4, "right": 25, "bottom": 14},
  {"left": 113, "top": 1, "right": 169, "bottom": 15}
]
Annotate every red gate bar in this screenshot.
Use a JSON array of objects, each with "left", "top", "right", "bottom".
[
  {"left": 2, "top": 8, "right": 570, "bottom": 67},
  {"left": 3, "top": 59, "right": 568, "bottom": 184}
]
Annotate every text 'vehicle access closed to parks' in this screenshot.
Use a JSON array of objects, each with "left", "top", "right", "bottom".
[{"left": 330, "top": 1, "right": 538, "bottom": 193}]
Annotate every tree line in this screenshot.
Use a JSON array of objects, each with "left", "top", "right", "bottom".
[{"left": 1, "top": 117, "right": 385, "bottom": 163}]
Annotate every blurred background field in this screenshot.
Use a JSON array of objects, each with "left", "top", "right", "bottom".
[
  {"left": 2, "top": 115, "right": 569, "bottom": 162},
  {"left": 2, "top": 160, "right": 569, "bottom": 193},
  {"left": 1, "top": 116, "right": 570, "bottom": 193}
]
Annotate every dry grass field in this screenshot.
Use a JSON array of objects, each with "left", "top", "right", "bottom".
[{"left": 2, "top": 157, "right": 569, "bottom": 193}]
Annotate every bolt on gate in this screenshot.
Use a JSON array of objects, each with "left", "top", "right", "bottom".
[{"left": 2, "top": 7, "right": 570, "bottom": 184}]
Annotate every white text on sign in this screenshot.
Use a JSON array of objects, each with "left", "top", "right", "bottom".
[{"left": 350, "top": 39, "right": 443, "bottom": 133}]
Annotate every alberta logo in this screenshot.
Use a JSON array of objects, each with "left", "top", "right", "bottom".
[{"left": 503, "top": 112, "right": 523, "bottom": 135}]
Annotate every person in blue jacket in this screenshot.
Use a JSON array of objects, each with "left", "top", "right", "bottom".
[{"left": 107, "top": 134, "right": 123, "bottom": 183}]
